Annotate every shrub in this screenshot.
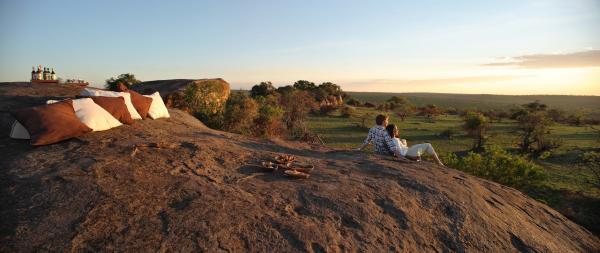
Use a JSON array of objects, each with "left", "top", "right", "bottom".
[
  {"left": 387, "top": 96, "right": 408, "bottom": 104},
  {"left": 581, "top": 151, "right": 600, "bottom": 188},
  {"left": 363, "top": 102, "right": 376, "bottom": 108},
  {"left": 346, "top": 97, "right": 362, "bottom": 106},
  {"left": 418, "top": 104, "right": 442, "bottom": 121},
  {"left": 463, "top": 111, "right": 489, "bottom": 152},
  {"left": 223, "top": 93, "right": 258, "bottom": 135},
  {"left": 293, "top": 80, "right": 317, "bottom": 91},
  {"left": 280, "top": 90, "right": 316, "bottom": 136},
  {"left": 395, "top": 103, "right": 416, "bottom": 121},
  {"left": 444, "top": 147, "right": 546, "bottom": 189},
  {"left": 340, "top": 106, "right": 356, "bottom": 118},
  {"left": 253, "top": 102, "right": 285, "bottom": 137},
  {"left": 567, "top": 113, "right": 585, "bottom": 126},
  {"left": 276, "top": 85, "right": 295, "bottom": 96},
  {"left": 356, "top": 113, "right": 373, "bottom": 130},
  {"left": 516, "top": 111, "right": 553, "bottom": 154},
  {"left": 250, "top": 81, "right": 276, "bottom": 98},
  {"left": 439, "top": 128, "right": 457, "bottom": 139},
  {"left": 319, "top": 104, "right": 338, "bottom": 116}
]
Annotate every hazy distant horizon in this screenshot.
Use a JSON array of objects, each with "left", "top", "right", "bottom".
[{"left": 1, "top": 0, "right": 599, "bottom": 95}]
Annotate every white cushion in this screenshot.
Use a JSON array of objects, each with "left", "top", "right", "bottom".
[
  {"left": 144, "top": 92, "right": 170, "bottom": 119},
  {"left": 48, "top": 98, "right": 122, "bottom": 131},
  {"left": 9, "top": 120, "right": 30, "bottom": 139},
  {"left": 80, "top": 88, "right": 142, "bottom": 119}
]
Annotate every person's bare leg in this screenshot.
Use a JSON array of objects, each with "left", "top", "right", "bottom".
[{"left": 425, "top": 143, "right": 444, "bottom": 166}]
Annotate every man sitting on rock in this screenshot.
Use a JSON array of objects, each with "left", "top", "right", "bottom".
[{"left": 356, "top": 114, "right": 402, "bottom": 158}]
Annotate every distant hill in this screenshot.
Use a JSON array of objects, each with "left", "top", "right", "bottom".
[{"left": 347, "top": 92, "right": 600, "bottom": 113}]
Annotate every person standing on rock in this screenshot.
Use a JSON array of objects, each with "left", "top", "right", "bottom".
[{"left": 356, "top": 114, "right": 402, "bottom": 158}]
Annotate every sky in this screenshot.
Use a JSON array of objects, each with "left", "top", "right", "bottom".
[{"left": 1, "top": 0, "right": 599, "bottom": 95}]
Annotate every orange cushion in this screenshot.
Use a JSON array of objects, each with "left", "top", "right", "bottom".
[
  {"left": 11, "top": 100, "right": 92, "bottom": 145},
  {"left": 116, "top": 83, "right": 153, "bottom": 119},
  {"left": 89, "top": 96, "right": 134, "bottom": 124}
]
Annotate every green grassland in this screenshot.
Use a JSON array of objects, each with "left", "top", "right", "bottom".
[{"left": 307, "top": 106, "right": 600, "bottom": 234}]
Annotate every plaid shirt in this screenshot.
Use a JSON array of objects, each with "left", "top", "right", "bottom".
[{"left": 363, "top": 125, "right": 397, "bottom": 155}]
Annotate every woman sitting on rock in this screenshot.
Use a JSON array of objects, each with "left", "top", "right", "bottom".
[{"left": 385, "top": 124, "right": 444, "bottom": 166}]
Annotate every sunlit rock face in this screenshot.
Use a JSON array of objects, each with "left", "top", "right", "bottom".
[{"left": 132, "top": 78, "right": 231, "bottom": 115}]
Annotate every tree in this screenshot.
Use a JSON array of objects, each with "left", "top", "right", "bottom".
[
  {"left": 581, "top": 151, "right": 600, "bottom": 188},
  {"left": 315, "top": 82, "right": 342, "bottom": 101},
  {"left": 293, "top": 80, "right": 316, "bottom": 91},
  {"left": 223, "top": 93, "right": 258, "bottom": 135},
  {"left": 317, "top": 82, "right": 342, "bottom": 96},
  {"left": 276, "top": 85, "right": 295, "bottom": 96},
  {"left": 340, "top": 106, "right": 356, "bottom": 118},
  {"left": 395, "top": 103, "right": 416, "bottom": 121},
  {"left": 387, "top": 96, "right": 408, "bottom": 104},
  {"left": 279, "top": 90, "right": 316, "bottom": 136},
  {"left": 419, "top": 104, "right": 442, "bottom": 121},
  {"left": 523, "top": 101, "right": 547, "bottom": 112},
  {"left": 105, "top": 73, "right": 141, "bottom": 91},
  {"left": 250, "top": 81, "right": 276, "bottom": 98},
  {"left": 463, "top": 112, "right": 489, "bottom": 152},
  {"left": 356, "top": 112, "right": 374, "bottom": 129},
  {"left": 376, "top": 102, "right": 392, "bottom": 112},
  {"left": 516, "top": 111, "right": 553, "bottom": 154},
  {"left": 567, "top": 113, "right": 585, "bottom": 126},
  {"left": 547, "top": 109, "right": 566, "bottom": 123},
  {"left": 363, "top": 102, "right": 376, "bottom": 108},
  {"left": 346, "top": 97, "right": 362, "bottom": 106},
  {"left": 483, "top": 110, "right": 500, "bottom": 123},
  {"left": 253, "top": 101, "right": 285, "bottom": 137}
]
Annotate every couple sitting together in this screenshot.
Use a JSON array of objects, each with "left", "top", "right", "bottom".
[{"left": 357, "top": 114, "right": 444, "bottom": 166}]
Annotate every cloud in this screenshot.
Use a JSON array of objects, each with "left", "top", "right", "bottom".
[{"left": 483, "top": 50, "right": 600, "bottom": 69}]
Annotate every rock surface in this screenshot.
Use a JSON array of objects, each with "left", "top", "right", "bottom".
[{"left": 1, "top": 83, "right": 599, "bottom": 252}]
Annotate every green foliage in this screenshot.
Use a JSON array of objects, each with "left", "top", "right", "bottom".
[
  {"left": 363, "top": 102, "right": 376, "bottom": 108},
  {"left": 395, "top": 103, "right": 416, "bottom": 121},
  {"left": 418, "top": 104, "right": 442, "bottom": 121},
  {"left": 581, "top": 151, "right": 600, "bottom": 188},
  {"left": 346, "top": 97, "right": 362, "bottom": 106},
  {"left": 250, "top": 81, "right": 276, "bottom": 98},
  {"left": 223, "top": 93, "right": 258, "bottom": 135},
  {"left": 547, "top": 108, "right": 566, "bottom": 123},
  {"left": 516, "top": 111, "right": 554, "bottom": 154},
  {"left": 314, "top": 82, "right": 342, "bottom": 101},
  {"left": 319, "top": 104, "right": 338, "bottom": 116},
  {"left": 280, "top": 90, "right": 316, "bottom": 137},
  {"left": 444, "top": 147, "right": 546, "bottom": 189},
  {"left": 376, "top": 102, "right": 393, "bottom": 112},
  {"left": 318, "top": 82, "right": 342, "bottom": 96},
  {"left": 105, "top": 73, "right": 141, "bottom": 91},
  {"left": 463, "top": 111, "right": 489, "bottom": 151},
  {"left": 387, "top": 96, "right": 408, "bottom": 104},
  {"left": 184, "top": 80, "right": 229, "bottom": 129},
  {"left": 439, "top": 128, "right": 457, "bottom": 139},
  {"left": 523, "top": 101, "right": 548, "bottom": 112},
  {"left": 276, "top": 85, "right": 295, "bottom": 95},
  {"left": 567, "top": 113, "right": 586, "bottom": 126},
  {"left": 340, "top": 106, "right": 356, "bottom": 118},
  {"left": 293, "top": 80, "right": 316, "bottom": 91},
  {"left": 253, "top": 100, "right": 285, "bottom": 137}
]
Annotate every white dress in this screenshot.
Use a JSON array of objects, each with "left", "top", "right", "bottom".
[{"left": 391, "top": 137, "right": 435, "bottom": 157}]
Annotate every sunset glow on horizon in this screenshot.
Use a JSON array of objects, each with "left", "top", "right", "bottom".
[{"left": 1, "top": 0, "right": 599, "bottom": 95}]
